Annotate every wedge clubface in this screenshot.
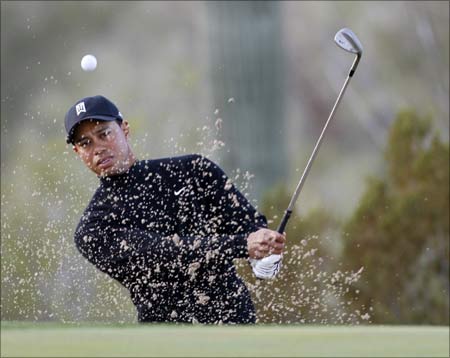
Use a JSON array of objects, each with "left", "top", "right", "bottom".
[{"left": 334, "top": 28, "right": 363, "bottom": 76}]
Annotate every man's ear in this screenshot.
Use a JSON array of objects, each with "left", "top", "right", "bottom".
[
  {"left": 72, "top": 145, "right": 80, "bottom": 154},
  {"left": 121, "top": 120, "right": 130, "bottom": 138}
]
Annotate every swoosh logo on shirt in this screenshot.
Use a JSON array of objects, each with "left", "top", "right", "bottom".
[{"left": 174, "top": 187, "right": 186, "bottom": 196}]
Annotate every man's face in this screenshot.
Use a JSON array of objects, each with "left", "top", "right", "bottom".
[{"left": 72, "top": 120, "right": 134, "bottom": 176}]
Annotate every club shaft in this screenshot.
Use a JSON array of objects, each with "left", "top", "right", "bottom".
[{"left": 277, "top": 55, "right": 360, "bottom": 234}]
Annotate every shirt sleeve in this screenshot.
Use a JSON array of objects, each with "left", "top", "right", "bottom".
[{"left": 74, "top": 206, "right": 249, "bottom": 283}]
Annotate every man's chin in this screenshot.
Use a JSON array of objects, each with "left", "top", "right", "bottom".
[
  {"left": 91, "top": 157, "right": 136, "bottom": 177},
  {"left": 97, "top": 167, "right": 120, "bottom": 177},
  {"left": 96, "top": 163, "right": 130, "bottom": 177}
]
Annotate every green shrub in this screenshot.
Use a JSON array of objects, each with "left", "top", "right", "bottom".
[{"left": 342, "top": 110, "right": 449, "bottom": 324}]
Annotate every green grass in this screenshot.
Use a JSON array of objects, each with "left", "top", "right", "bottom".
[{"left": 1, "top": 322, "right": 448, "bottom": 357}]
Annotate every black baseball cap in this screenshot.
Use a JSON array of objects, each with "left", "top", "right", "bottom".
[{"left": 64, "top": 95, "right": 123, "bottom": 144}]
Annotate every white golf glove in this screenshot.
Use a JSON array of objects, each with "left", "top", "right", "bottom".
[{"left": 249, "top": 254, "right": 282, "bottom": 280}]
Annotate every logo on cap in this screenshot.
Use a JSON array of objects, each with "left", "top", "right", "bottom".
[{"left": 75, "top": 102, "right": 86, "bottom": 116}]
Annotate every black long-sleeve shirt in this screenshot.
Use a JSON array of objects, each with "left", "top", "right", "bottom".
[{"left": 74, "top": 154, "right": 267, "bottom": 323}]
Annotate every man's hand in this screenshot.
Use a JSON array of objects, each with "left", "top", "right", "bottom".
[{"left": 247, "top": 228, "right": 286, "bottom": 259}]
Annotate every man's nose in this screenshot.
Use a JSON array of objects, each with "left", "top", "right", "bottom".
[{"left": 94, "top": 143, "right": 106, "bottom": 155}]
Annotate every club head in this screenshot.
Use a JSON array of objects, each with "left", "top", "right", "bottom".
[{"left": 334, "top": 28, "right": 363, "bottom": 55}]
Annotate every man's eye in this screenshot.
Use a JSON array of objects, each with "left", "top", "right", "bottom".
[
  {"left": 79, "top": 140, "right": 90, "bottom": 148},
  {"left": 101, "top": 129, "right": 112, "bottom": 138}
]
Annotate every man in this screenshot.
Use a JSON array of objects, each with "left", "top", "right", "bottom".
[{"left": 65, "top": 95, "right": 286, "bottom": 324}]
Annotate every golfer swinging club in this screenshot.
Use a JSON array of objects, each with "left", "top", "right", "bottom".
[{"left": 65, "top": 95, "right": 286, "bottom": 324}]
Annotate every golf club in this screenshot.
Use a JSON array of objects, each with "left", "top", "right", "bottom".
[{"left": 251, "top": 28, "right": 363, "bottom": 279}]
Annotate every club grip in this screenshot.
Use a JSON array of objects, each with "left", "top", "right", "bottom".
[{"left": 277, "top": 209, "right": 292, "bottom": 234}]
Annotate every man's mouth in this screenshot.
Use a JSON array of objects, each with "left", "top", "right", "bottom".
[{"left": 97, "top": 156, "right": 114, "bottom": 169}]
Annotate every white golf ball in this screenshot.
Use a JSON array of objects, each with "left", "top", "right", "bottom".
[{"left": 81, "top": 54, "right": 97, "bottom": 71}]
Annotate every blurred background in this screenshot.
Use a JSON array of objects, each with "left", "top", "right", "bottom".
[{"left": 1, "top": 1, "right": 448, "bottom": 325}]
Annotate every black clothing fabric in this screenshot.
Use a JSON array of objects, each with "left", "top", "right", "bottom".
[{"left": 74, "top": 154, "right": 267, "bottom": 324}]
